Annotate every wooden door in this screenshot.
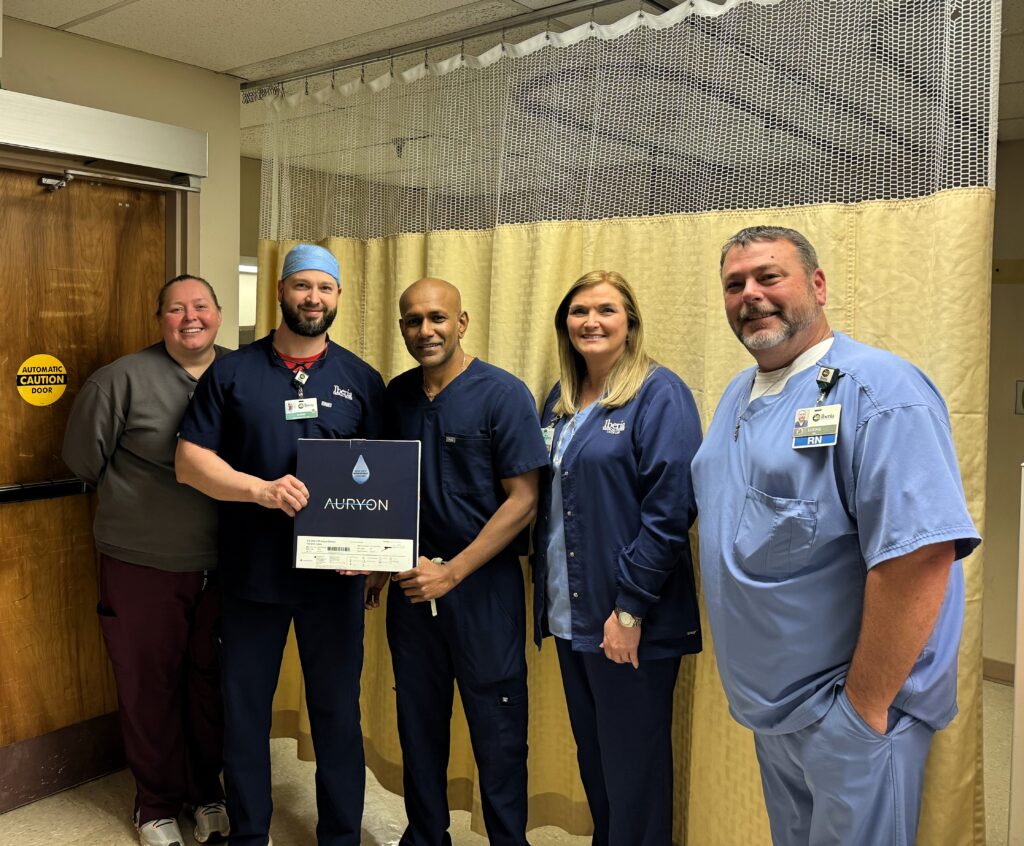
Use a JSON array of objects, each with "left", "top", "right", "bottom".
[{"left": 0, "top": 167, "right": 166, "bottom": 750}]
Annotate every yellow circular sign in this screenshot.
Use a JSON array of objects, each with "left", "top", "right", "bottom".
[{"left": 17, "top": 354, "right": 68, "bottom": 406}]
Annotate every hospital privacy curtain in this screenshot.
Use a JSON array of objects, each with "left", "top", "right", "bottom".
[{"left": 252, "top": 1, "right": 1000, "bottom": 843}]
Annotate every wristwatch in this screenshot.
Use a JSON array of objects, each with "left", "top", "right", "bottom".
[{"left": 615, "top": 607, "right": 642, "bottom": 628}]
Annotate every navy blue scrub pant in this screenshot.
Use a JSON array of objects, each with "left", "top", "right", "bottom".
[
  {"left": 555, "top": 638, "right": 681, "bottom": 846},
  {"left": 753, "top": 684, "right": 935, "bottom": 846},
  {"left": 220, "top": 580, "right": 365, "bottom": 846},
  {"left": 386, "top": 564, "right": 530, "bottom": 846}
]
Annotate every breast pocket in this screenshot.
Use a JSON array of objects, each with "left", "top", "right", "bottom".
[
  {"left": 732, "top": 486, "right": 817, "bottom": 579},
  {"left": 442, "top": 433, "right": 494, "bottom": 496},
  {"left": 313, "top": 399, "right": 363, "bottom": 438}
]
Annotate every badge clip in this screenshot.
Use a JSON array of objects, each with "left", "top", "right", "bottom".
[
  {"left": 292, "top": 369, "right": 309, "bottom": 398},
  {"left": 814, "top": 366, "right": 841, "bottom": 406}
]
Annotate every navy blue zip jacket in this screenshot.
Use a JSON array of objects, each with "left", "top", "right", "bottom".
[{"left": 532, "top": 365, "right": 703, "bottom": 660}]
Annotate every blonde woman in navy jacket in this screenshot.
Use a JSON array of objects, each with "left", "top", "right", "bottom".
[{"left": 533, "top": 270, "right": 702, "bottom": 846}]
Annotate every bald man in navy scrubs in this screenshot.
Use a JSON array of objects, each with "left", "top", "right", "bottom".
[{"left": 366, "top": 278, "right": 548, "bottom": 846}]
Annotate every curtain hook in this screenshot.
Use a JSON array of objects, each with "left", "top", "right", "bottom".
[
  {"left": 360, "top": 64, "right": 365, "bottom": 84},
  {"left": 590, "top": 4, "right": 596, "bottom": 30},
  {"left": 389, "top": 55, "right": 395, "bottom": 77},
  {"left": 331, "top": 70, "right": 336, "bottom": 88},
  {"left": 304, "top": 77, "right": 309, "bottom": 96},
  {"left": 546, "top": 16, "right": 552, "bottom": 41},
  {"left": 424, "top": 48, "right": 429, "bottom": 69},
  {"left": 461, "top": 39, "right": 466, "bottom": 62},
  {"left": 501, "top": 27, "right": 507, "bottom": 53}
]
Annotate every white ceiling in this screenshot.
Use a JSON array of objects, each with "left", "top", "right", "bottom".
[
  {"left": 5, "top": 0, "right": 1022, "bottom": 148},
  {"left": 3, "top": 0, "right": 668, "bottom": 80}
]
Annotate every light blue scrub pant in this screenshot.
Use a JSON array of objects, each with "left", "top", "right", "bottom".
[{"left": 753, "top": 686, "right": 935, "bottom": 846}]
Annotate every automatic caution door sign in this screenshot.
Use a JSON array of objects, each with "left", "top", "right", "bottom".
[{"left": 17, "top": 354, "right": 67, "bottom": 406}]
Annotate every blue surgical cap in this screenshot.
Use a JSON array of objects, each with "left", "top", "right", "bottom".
[{"left": 281, "top": 244, "right": 340, "bottom": 286}]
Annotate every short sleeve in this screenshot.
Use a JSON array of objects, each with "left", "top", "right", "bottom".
[
  {"left": 852, "top": 403, "right": 980, "bottom": 568},
  {"left": 360, "top": 369, "right": 387, "bottom": 439},
  {"left": 490, "top": 378, "right": 550, "bottom": 480},
  {"left": 178, "top": 361, "right": 227, "bottom": 453}
]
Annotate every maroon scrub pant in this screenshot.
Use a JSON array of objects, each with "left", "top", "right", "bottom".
[{"left": 97, "top": 554, "right": 225, "bottom": 825}]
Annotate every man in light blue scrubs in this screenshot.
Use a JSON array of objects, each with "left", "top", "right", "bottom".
[{"left": 691, "top": 226, "right": 980, "bottom": 846}]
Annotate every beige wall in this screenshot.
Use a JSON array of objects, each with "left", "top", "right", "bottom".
[
  {"left": 986, "top": 139, "right": 1024, "bottom": 666},
  {"left": 240, "top": 156, "right": 262, "bottom": 259},
  {"left": 0, "top": 17, "right": 241, "bottom": 347}
]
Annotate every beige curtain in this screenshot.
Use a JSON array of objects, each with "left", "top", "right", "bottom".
[{"left": 257, "top": 186, "right": 992, "bottom": 844}]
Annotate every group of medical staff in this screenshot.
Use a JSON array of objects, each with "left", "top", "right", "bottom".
[{"left": 62, "top": 225, "right": 978, "bottom": 846}]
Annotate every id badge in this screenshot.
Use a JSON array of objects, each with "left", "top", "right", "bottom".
[
  {"left": 541, "top": 425, "right": 555, "bottom": 450},
  {"left": 285, "top": 397, "right": 318, "bottom": 420},
  {"left": 792, "top": 404, "right": 841, "bottom": 449}
]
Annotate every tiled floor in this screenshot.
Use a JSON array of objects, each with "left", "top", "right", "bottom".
[
  {"left": 984, "top": 679, "right": 1014, "bottom": 846},
  {"left": 0, "top": 742, "right": 586, "bottom": 846},
  {"left": 0, "top": 680, "right": 1014, "bottom": 845}
]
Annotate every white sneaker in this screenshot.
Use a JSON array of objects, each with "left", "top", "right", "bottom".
[
  {"left": 137, "top": 818, "right": 184, "bottom": 846},
  {"left": 193, "top": 802, "right": 230, "bottom": 843}
]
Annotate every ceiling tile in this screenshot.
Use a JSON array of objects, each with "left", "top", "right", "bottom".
[
  {"left": 228, "top": 0, "right": 540, "bottom": 81},
  {"left": 65, "top": 0, "right": 505, "bottom": 74},
  {"left": 3, "top": 0, "right": 128, "bottom": 28}
]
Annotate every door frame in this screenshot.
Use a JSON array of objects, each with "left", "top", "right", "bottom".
[{"left": 0, "top": 96, "right": 207, "bottom": 812}]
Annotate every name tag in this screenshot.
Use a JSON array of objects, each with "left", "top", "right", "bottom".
[
  {"left": 285, "top": 397, "right": 318, "bottom": 420},
  {"left": 792, "top": 404, "right": 841, "bottom": 449},
  {"left": 541, "top": 425, "right": 554, "bottom": 449}
]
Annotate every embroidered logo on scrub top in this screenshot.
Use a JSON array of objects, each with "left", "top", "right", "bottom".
[
  {"left": 334, "top": 385, "right": 353, "bottom": 400},
  {"left": 602, "top": 420, "right": 626, "bottom": 435}
]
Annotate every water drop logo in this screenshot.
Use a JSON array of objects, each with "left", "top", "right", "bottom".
[{"left": 352, "top": 455, "right": 370, "bottom": 485}]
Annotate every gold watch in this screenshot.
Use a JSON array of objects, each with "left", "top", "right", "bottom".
[{"left": 615, "top": 607, "right": 642, "bottom": 628}]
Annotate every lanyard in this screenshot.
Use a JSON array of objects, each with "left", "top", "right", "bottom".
[
  {"left": 292, "top": 369, "right": 309, "bottom": 398},
  {"left": 553, "top": 404, "right": 596, "bottom": 465},
  {"left": 552, "top": 416, "right": 578, "bottom": 467}
]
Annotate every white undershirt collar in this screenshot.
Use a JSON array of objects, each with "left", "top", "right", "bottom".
[{"left": 748, "top": 336, "right": 835, "bottom": 404}]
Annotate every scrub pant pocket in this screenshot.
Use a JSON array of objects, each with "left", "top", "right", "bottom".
[
  {"left": 388, "top": 570, "right": 529, "bottom": 846},
  {"left": 754, "top": 686, "right": 935, "bottom": 846}
]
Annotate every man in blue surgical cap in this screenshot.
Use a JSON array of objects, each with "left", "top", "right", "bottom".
[{"left": 177, "top": 244, "right": 386, "bottom": 846}]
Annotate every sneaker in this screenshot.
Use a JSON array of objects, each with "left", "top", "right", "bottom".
[
  {"left": 193, "top": 802, "right": 231, "bottom": 844},
  {"left": 137, "top": 818, "right": 184, "bottom": 846}
]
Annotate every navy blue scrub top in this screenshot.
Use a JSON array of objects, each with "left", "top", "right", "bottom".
[
  {"left": 385, "top": 359, "right": 549, "bottom": 566},
  {"left": 179, "top": 332, "right": 386, "bottom": 603}
]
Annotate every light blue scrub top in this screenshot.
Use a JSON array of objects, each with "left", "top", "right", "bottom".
[
  {"left": 691, "top": 332, "right": 980, "bottom": 735},
  {"left": 545, "top": 403, "right": 597, "bottom": 639}
]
